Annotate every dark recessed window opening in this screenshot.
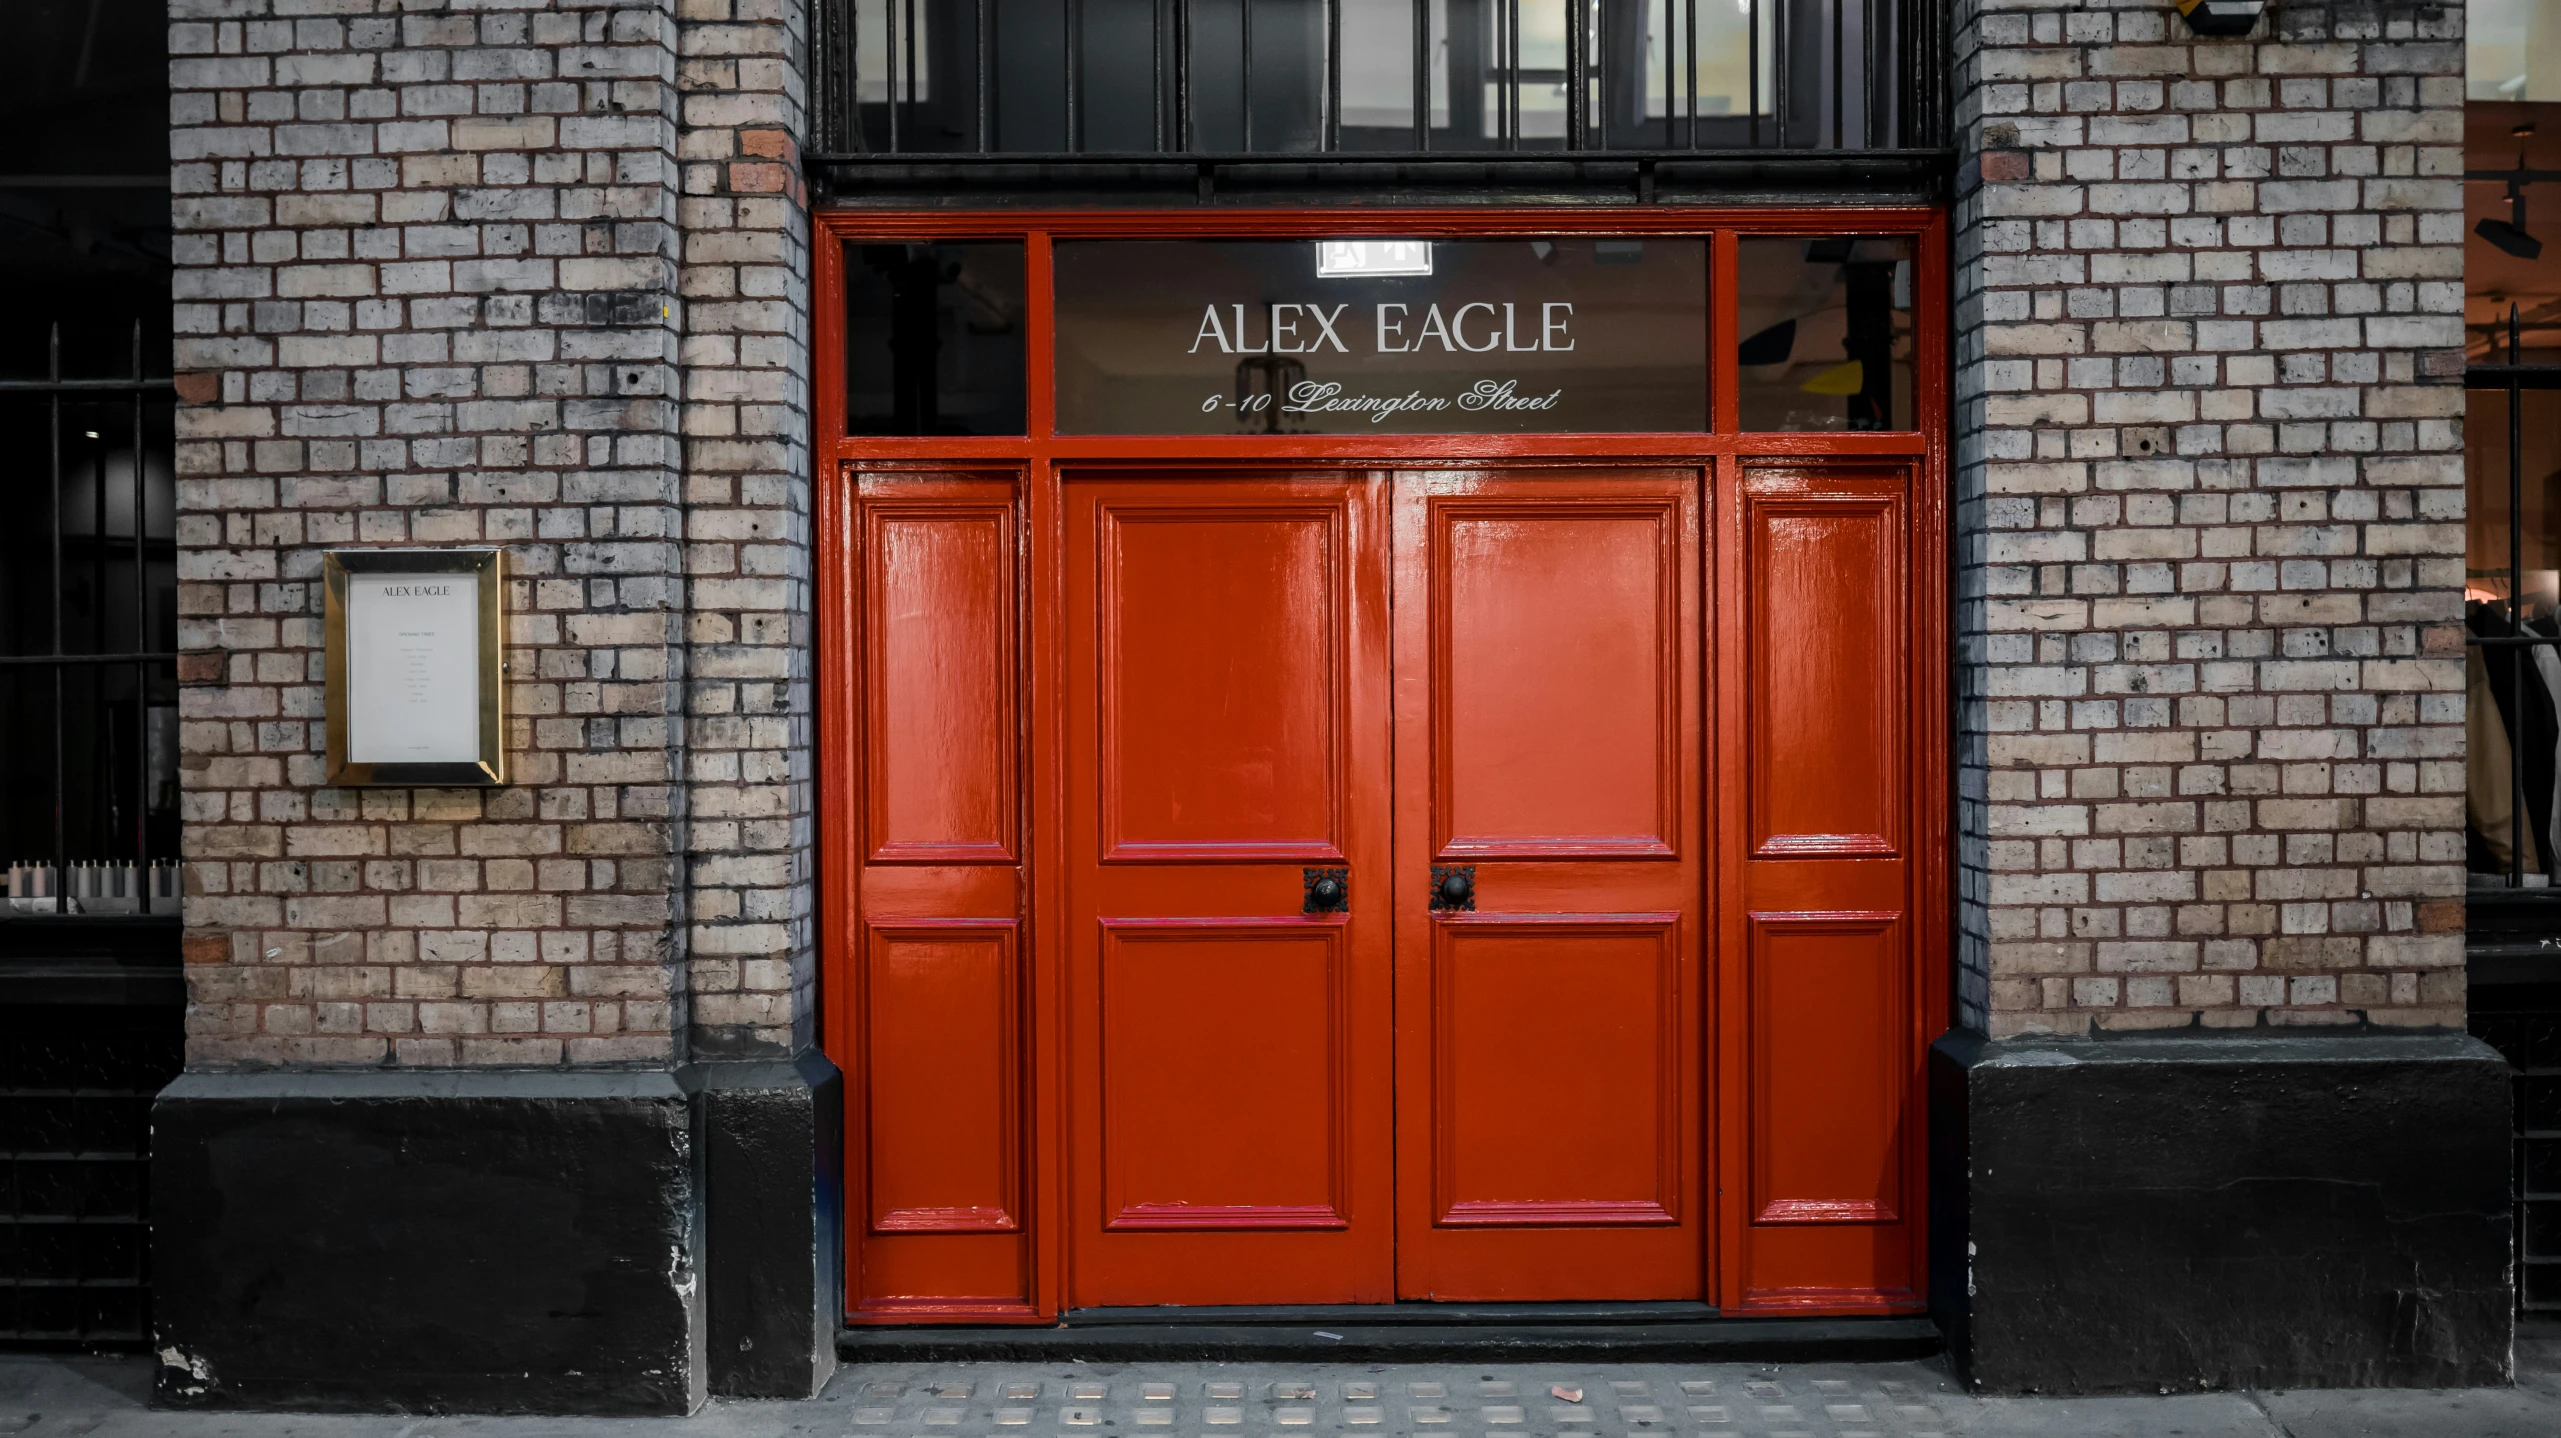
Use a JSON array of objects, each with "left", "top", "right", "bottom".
[{"left": 844, "top": 240, "right": 1029, "bottom": 437}]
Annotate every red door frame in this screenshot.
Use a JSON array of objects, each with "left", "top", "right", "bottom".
[{"left": 815, "top": 206, "right": 1951, "bottom": 1324}]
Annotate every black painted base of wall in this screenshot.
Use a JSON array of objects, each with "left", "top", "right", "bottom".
[
  {"left": 1930, "top": 1032, "right": 2514, "bottom": 1394},
  {"left": 151, "top": 1055, "right": 840, "bottom": 1415},
  {"left": 702, "top": 1050, "right": 842, "bottom": 1399}
]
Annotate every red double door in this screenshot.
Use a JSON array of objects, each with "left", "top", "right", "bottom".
[
  {"left": 1067, "top": 466, "right": 1702, "bottom": 1304},
  {"left": 842, "top": 461, "right": 1925, "bottom": 1314}
]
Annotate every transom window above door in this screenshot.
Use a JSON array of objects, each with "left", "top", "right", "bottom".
[{"left": 831, "top": 221, "right": 1933, "bottom": 442}]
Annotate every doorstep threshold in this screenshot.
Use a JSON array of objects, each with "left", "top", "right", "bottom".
[
  {"left": 838, "top": 1312, "right": 1940, "bottom": 1364},
  {"left": 1069, "top": 1301, "right": 1719, "bottom": 1327}
]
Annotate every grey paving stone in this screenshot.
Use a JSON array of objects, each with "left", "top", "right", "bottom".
[{"left": 4, "top": 1344, "right": 2560, "bottom": 1437}]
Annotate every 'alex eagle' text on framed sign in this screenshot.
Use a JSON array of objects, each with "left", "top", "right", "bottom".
[
  {"left": 324, "top": 548, "right": 507, "bottom": 786},
  {"left": 1051, "top": 238, "right": 1708, "bottom": 435}
]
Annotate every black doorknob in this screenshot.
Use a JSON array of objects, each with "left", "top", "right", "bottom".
[
  {"left": 1302, "top": 866, "right": 1349, "bottom": 914},
  {"left": 1430, "top": 864, "right": 1476, "bottom": 911}
]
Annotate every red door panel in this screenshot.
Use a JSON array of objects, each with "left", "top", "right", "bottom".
[
  {"left": 1725, "top": 462, "right": 1919, "bottom": 1311},
  {"left": 865, "top": 920, "right": 1023, "bottom": 1234},
  {"left": 1100, "top": 921, "right": 1355, "bottom": 1229},
  {"left": 1065, "top": 472, "right": 1394, "bottom": 1306},
  {"left": 1745, "top": 486, "right": 1904, "bottom": 858},
  {"left": 1392, "top": 468, "right": 1705, "bottom": 1301},
  {"left": 840, "top": 471, "right": 1035, "bottom": 1319},
  {"left": 866, "top": 504, "right": 1019, "bottom": 862},
  {"left": 1098, "top": 510, "right": 1345, "bottom": 859},
  {"left": 1430, "top": 915, "right": 1684, "bottom": 1226},
  {"left": 1437, "top": 510, "right": 1678, "bottom": 854},
  {"left": 1746, "top": 911, "right": 1905, "bottom": 1225}
]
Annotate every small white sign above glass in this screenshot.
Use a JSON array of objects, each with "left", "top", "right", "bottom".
[{"left": 1315, "top": 239, "right": 1435, "bottom": 278}]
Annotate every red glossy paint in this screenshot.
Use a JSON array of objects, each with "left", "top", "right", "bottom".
[
  {"left": 1391, "top": 469, "right": 1704, "bottom": 1300},
  {"left": 1062, "top": 472, "right": 1396, "bottom": 1305},
  {"left": 831, "top": 469, "right": 1038, "bottom": 1319},
  {"left": 814, "top": 209, "right": 1951, "bottom": 1323},
  {"left": 1717, "top": 460, "right": 1936, "bottom": 1314}
]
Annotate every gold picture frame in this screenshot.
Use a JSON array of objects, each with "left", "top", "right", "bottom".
[{"left": 323, "top": 548, "right": 508, "bottom": 786}]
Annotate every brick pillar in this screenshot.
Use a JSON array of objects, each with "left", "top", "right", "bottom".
[
  {"left": 1951, "top": 0, "right": 2470, "bottom": 1038},
  {"left": 170, "top": 0, "right": 692, "bottom": 1068},
  {"left": 675, "top": 0, "right": 816, "bottom": 1061},
  {"left": 156, "top": 0, "right": 827, "bottom": 1408},
  {"left": 1932, "top": 2, "right": 2510, "bottom": 1393}
]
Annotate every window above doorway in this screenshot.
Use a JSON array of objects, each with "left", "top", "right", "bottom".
[{"left": 811, "top": 1, "right": 1949, "bottom": 204}]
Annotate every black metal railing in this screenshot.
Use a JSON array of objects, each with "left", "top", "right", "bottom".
[
  {"left": 0, "top": 984, "right": 182, "bottom": 1345},
  {"left": 811, "top": 0, "right": 1947, "bottom": 197},
  {"left": 0, "top": 318, "right": 182, "bottom": 1349},
  {"left": 2467, "top": 309, "right": 2561, "bottom": 1318},
  {"left": 0, "top": 321, "right": 178, "bottom": 918},
  {"left": 2467, "top": 308, "right": 2561, "bottom": 893},
  {"left": 2469, "top": 960, "right": 2561, "bottom": 1318}
]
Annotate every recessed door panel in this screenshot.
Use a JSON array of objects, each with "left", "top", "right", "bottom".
[
  {"left": 1393, "top": 468, "right": 1705, "bottom": 1301},
  {"left": 865, "top": 920, "right": 1021, "bottom": 1233},
  {"left": 1437, "top": 507, "right": 1678, "bottom": 856},
  {"left": 1747, "top": 912, "right": 1903, "bottom": 1225},
  {"left": 865, "top": 503, "right": 1017, "bottom": 862},
  {"left": 1744, "top": 472, "right": 1905, "bottom": 858},
  {"left": 1066, "top": 472, "right": 1395, "bottom": 1307},
  {"left": 1100, "top": 509, "right": 1342, "bottom": 860},
  {"left": 1101, "top": 921, "right": 1350, "bottom": 1228},
  {"left": 1431, "top": 915, "right": 1682, "bottom": 1226}
]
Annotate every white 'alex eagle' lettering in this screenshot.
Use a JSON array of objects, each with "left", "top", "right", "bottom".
[
  {"left": 1366, "top": 302, "right": 1574, "bottom": 353},
  {"left": 1193, "top": 300, "right": 1575, "bottom": 355},
  {"left": 1189, "top": 303, "right": 1354, "bottom": 355}
]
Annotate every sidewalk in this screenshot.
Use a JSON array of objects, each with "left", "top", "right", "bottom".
[{"left": 4, "top": 1326, "right": 2558, "bottom": 1437}]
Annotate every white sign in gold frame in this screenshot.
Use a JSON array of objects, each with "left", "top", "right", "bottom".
[{"left": 324, "top": 549, "right": 507, "bottom": 786}]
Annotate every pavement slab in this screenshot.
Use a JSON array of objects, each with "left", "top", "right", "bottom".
[{"left": 0, "top": 1329, "right": 2555, "bottom": 1438}]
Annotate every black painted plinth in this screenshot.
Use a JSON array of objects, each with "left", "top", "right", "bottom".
[
  {"left": 1931, "top": 1032, "right": 2514, "bottom": 1394},
  {"left": 151, "top": 1070, "right": 704, "bottom": 1415},
  {"left": 701, "top": 1050, "right": 842, "bottom": 1398}
]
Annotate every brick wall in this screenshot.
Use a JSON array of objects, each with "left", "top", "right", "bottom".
[
  {"left": 1952, "top": 0, "right": 2469, "bottom": 1037},
  {"left": 674, "top": 0, "right": 814, "bottom": 1056},
  {"left": 166, "top": 0, "right": 811, "bottom": 1067}
]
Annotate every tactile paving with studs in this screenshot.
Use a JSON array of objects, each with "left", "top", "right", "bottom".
[{"left": 833, "top": 1364, "right": 1958, "bottom": 1438}]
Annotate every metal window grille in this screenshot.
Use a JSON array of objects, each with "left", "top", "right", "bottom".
[
  {"left": 811, "top": 0, "right": 1947, "bottom": 198},
  {"left": 2466, "top": 309, "right": 2561, "bottom": 895},
  {"left": 2467, "top": 309, "right": 2561, "bottom": 1319},
  {"left": 0, "top": 320, "right": 182, "bottom": 1348},
  {"left": 0, "top": 996, "right": 180, "bottom": 1345},
  {"left": 0, "top": 321, "right": 179, "bottom": 916}
]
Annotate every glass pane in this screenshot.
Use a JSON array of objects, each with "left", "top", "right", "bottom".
[
  {"left": 1337, "top": 0, "right": 1435, "bottom": 150},
  {"left": 2470, "top": 0, "right": 2559, "bottom": 101},
  {"left": 2464, "top": 386, "right": 2561, "bottom": 883},
  {"left": 1638, "top": 0, "right": 1771, "bottom": 140},
  {"left": 0, "top": 392, "right": 181, "bottom": 881},
  {"left": 1053, "top": 237, "right": 1706, "bottom": 434},
  {"left": 843, "top": 241, "right": 1027, "bottom": 436},
  {"left": 1735, "top": 235, "right": 1914, "bottom": 432}
]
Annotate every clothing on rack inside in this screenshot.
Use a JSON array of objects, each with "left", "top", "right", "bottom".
[
  {"left": 2469, "top": 643, "right": 2538, "bottom": 874},
  {"left": 2530, "top": 614, "right": 2561, "bottom": 869},
  {"left": 2469, "top": 601, "right": 2561, "bottom": 875}
]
